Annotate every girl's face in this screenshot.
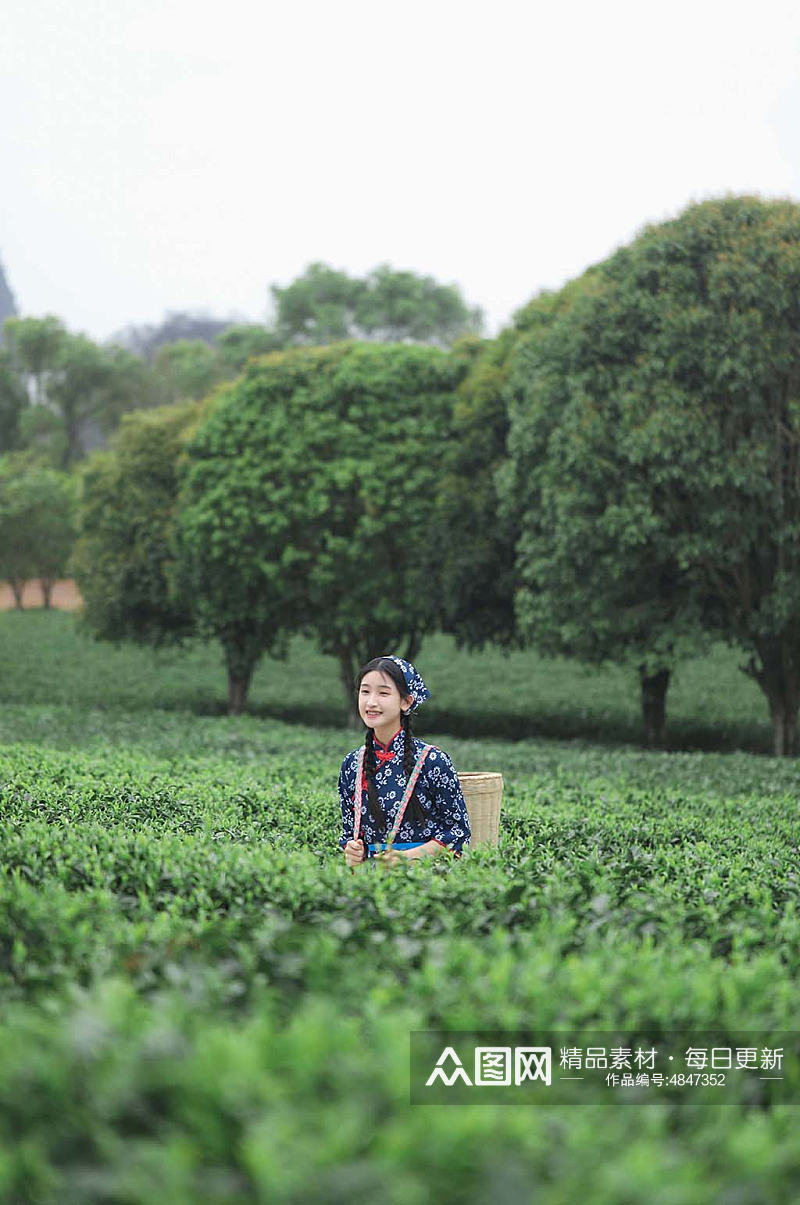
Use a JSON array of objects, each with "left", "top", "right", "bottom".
[{"left": 358, "top": 670, "right": 413, "bottom": 736}]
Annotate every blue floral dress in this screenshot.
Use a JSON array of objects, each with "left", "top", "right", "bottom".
[{"left": 338, "top": 727, "right": 471, "bottom": 858}]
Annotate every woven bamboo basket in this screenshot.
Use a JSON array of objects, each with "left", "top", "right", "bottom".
[{"left": 457, "top": 772, "right": 503, "bottom": 846}]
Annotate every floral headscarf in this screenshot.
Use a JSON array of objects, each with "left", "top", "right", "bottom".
[{"left": 386, "top": 654, "right": 431, "bottom": 714}]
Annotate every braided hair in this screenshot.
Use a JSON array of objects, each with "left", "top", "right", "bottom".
[{"left": 357, "top": 657, "right": 428, "bottom": 845}]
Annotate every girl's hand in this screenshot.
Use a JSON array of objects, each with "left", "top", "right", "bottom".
[
  {"left": 344, "top": 839, "right": 366, "bottom": 867},
  {"left": 373, "top": 849, "right": 403, "bottom": 867}
]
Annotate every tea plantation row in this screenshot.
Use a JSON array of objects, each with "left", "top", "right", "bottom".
[{"left": 2, "top": 707, "right": 800, "bottom": 1201}]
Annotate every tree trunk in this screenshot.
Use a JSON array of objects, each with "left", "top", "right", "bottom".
[
  {"left": 768, "top": 700, "right": 797, "bottom": 757},
  {"left": 227, "top": 667, "right": 253, "bottom": 716},
  {"left": 404, "top": 626, "right": 420, "bottom": 663},
  {"left": 337, "top": 645, "right": 362, "bottom": 729},
  {"left": 639, "top": 665, "right": 670, "bottom": 749},
  {"left": 744, "top": 642, "right": 799, "bottom": 757},
  {"left": 41, "top": 578, "right": 54, "bottom": 609},
  {"left": 9, "top": 579, "right": 24, "bottom": 609}
]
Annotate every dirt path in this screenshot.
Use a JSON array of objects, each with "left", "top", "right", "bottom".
[{"left": 0, "top": 578, "right": 83, "bottom": 611}]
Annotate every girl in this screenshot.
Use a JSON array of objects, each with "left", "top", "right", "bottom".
[{"left": 339, "top": 654, "right": 471, "bottom": 868}]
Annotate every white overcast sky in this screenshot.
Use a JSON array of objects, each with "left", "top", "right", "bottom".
[{"left": 2, "top": 0, "right": 799, "bottom": 344}]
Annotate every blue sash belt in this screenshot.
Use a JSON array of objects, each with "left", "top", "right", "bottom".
[{"left": 368, "top": 842, "right": 424, "bottom": 852}]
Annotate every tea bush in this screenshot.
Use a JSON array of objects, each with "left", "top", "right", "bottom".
[{"left": 1, "top": 612, "right": 800, "bottom": 1200}]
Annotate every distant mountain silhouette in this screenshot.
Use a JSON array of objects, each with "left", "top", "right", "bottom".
[{"left": 0, "top": 255, "right": 18, "bottom": 330}]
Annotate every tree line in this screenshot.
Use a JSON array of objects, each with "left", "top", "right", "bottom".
[
  {"left": 0, "top": 262, "right": 483, "bottom": 471},
  {"left": 4, "top": 195, "right": 800, "bottom": 753}
]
